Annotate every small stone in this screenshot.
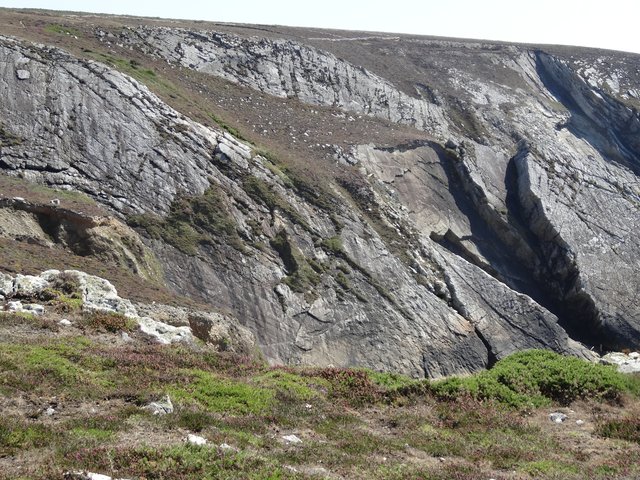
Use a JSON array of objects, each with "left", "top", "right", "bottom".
[
  {"left": 305, "top": 403, "right": 313, "bottom": 410},
  {"left": 63, "top": 471, "right": 132, "bottom": 480},
  {"left": 185, "top": 434, "right": 207, "bottom": 446},
  {"left": 59, "top": 319, "right": 72, "bottom": 326},
  {"left": 143, "top": 395, "right": 173, "bottom": 415},
  {"left": 50, "top": 198, "right": 61, "bottom": 206},
  {"left": 16, "top": 69, "right": 31, "bottom": 80},
  {"left": 282, "top": 434, "right": 302, "bottom": 444},
  {"left": 576, "top": 419, "right": 585, "bottom": 426},
  {"left": 45, "top": 406, "right": 56, "bottom": 416},
  {"left": 25, "top": 304, "right": 45, "bottom": 315},
  {"left": 549, "top": 412, "right": 567, "bottom": 423},
  {"left": 7, "top": 300, "right": 23, "bottom": 312},
  {"left": 12, "top": 197, "right": 25, "bottom": 202},
  {"left": 219, "top": 443, "right": 236, "bottom": 451}
]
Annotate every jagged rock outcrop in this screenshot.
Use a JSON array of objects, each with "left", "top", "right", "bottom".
[
  {"left": 1, "top": 19, "right": 638, "bottom": 376},
  {"left": 109, "top": 27, "right": 448, "bottom": 137},
  {"left": 1, "top": 268, "right": 256, "bottom": 352}
]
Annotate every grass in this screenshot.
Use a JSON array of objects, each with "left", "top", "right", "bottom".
[
  {"left": 209, "top": 113, "right": 250, "bottom": 143},
  {"left": 1, "top": 323, "right": 639, "bottom": 479},
  {"left": 44, "top": 24, "right": 81, "bottom": 37},
  {"left": 0, "top": 175, "right": 99, "bottom": 211},
  {"left": 243, "top": 175, "right": 310, "bottom": 231},
  {"left": 0, "top": 123, "right": 23, "bottom": 147},
  {"left": 269, "top": 229, "right": 321, "bottom": 294},
  {"left": 168, "top": 369, "right": 275, "bottom": 415},
  {"left": 88, "top": 53, "right": 164, "bottom": 86},
  {"left": 128, "top": 183, "right": 244, "bottom": 255},
  {"left": 0, "top": 338, "right": 104, "bottom": 398}
]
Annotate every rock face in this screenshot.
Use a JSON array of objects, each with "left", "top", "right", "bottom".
[
  {"left": 117, "top": 27, "right": 448, "bottom": 137},
  {"left": 1, "top": 21, "right": 639, "bottom": 377}
]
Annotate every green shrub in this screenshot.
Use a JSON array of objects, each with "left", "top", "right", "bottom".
[
  {"left": 174, "top": 411, "right": 219, "bottom": 432},
  {"left": 430, "top": 350, "right": 633, "bottom": 408},
  {"left": 366, "top": 370, "right": 419, "bottom": 391},
  {"left": 63, "top": 444, "right": 297, "bottom": 479},
  {"left": 0, "top": 123, "right": 23, "bottom": 147},
  {"left": 243, "top": 175, "right": 309, "bottom": 229},
  {"left": 321, "top": 235, "right": 344, "bottom": 256}
]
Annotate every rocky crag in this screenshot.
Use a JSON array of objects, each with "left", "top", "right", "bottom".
[{"left": 1, "top": 10, "right": 639, "bottom": 377}]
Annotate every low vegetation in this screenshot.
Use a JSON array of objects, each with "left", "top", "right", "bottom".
[
  {"left": 0, "top": 316, "right": 639, "bottom": 480},
  {"left": 128, "top": 183, "right": 244, "bottom": 255},
  {"left": 429, "top": 350, "right": 638, "bottom": 408},
  {"left": 270, "top": 229, "right": 321, "bottom": 294}
]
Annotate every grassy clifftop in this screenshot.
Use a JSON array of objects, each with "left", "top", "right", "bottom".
[{"left": 1, "top": 306, "right": 639, "bottom": 479}]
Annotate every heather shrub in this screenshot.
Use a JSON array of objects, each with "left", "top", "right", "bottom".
[{"left": 430, "top": 350, "right": 633, "bottom": 408}]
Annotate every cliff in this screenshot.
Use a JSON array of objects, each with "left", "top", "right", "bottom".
[{"left": 1, "top": 9, "right": 639, "bottom": 377}]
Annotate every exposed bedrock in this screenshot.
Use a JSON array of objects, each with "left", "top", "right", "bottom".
[{"left": 2, "top": 27, "right": 639, "bottom": 376}]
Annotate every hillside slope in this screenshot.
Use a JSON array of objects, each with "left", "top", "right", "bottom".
[{"left": 0, "top": 9, "right": 639, "bottom": 376}]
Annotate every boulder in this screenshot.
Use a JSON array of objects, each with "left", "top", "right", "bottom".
[
  {"left": 188, "top": 312, "right": 256, "bottom": 355},
  {"left": 0, "top": 272, "right": 13, "bottom": 297},
  {"left": 600, "top": 352, "right": 640, "bottom": 374},
  {"left": 138, "top": 316, "right": 193, "bottom": 345},
  {"left": 12, "top": 274, "right": 48, "bottom": 297}
]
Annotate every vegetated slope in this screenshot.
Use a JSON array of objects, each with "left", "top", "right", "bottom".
[
  {"left": 0, "top": 8, "right": 639, "bottom": 377},
  {"left": 1, "top": 288, "right": 640, "bottom": 479}
]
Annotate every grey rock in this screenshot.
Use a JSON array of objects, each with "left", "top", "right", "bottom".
[
  {"left": 185, "top": 433, "right": 207, "bottom": 446},
  {"left": 143, "top": 395, "right": 173, "bottom": 415},
  {"left": 2, "top": 26, "right": 640, "bottom": 377},
  {"left": 188, "top": 311, "right": 256, "bottom": 355},
  {"left": 15, "top": 69, "right": 30, "bottom": 80},
  {"left": 6, "top": 299, "right": 45, "bottom": 315},
  {"left": 0, "top": 272, "right": 13, "bottom": 297},
  {"left": 114, "top": 27, "right": 449, "bottom": 137},
  {"left": 64, "top": 472, "right": 131, "bottom": 480},
  {"left": 432, "top": 244, "right": 594, "bottom": 361},
  {"left": 137, "top": 316, "right": 193, "bottom": 345},
  {"left": 12, "top": 274, "right": 48, "bottom": 297},
  {"left": 549, "top": 412, "right": 568, "bottom": 423},
  {"left": 282, "top": 434, "right": 302, "bottom": 444},
  {"left": 600, "top": 351, "right": 640, "bottom": 374},
  {"left": 59, "top": 319, "right": 72, "bottom": 326},
  {"left": 219, "top": 443, "right": 238, "bottom": 452}
]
